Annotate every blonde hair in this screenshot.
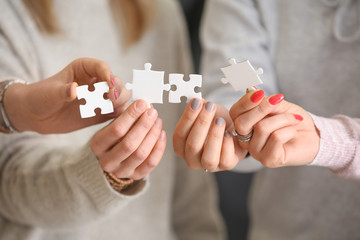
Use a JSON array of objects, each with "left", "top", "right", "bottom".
[{"left": 23, "top": 0, "right": 156, "bottom": 46}]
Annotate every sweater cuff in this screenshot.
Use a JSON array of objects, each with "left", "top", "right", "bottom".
[
  {"left": 67, "top": 142, "right": 148, "bottom": 210},
  {"left": 309, "top": 114, "right": 357, "bottom": 174}
]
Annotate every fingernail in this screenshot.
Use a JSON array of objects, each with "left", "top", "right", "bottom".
[
  {"left": 250, "top": 90, "right": 265, "bottom": 103},
  {"left": 294, "top": 114, "right": 303, "bottom": 121},
  {"left": 114, "top": 89, "right": 119, "bottom": 100},
  {"left": 155, "top": 118, "right": 162, "bottom": 127},
  {"left": 215, "top": 117, "right": 224, "bottom": 126},
  {"left": 110, "top": 75, "right": 115, "bottom": 87},
  {"left": 147, "top": 108, "right": 157, "bottom": 117},
  {"left": 269, "top": 93, "right": 284, "bottom": 105},
  {"left": 160, "top": 130, "right": 166, "bottom": 140},
  {"left": 225, "top": 131, "right": 231, "bottom": 137},
  {"left": 191, "top": 98, "right": 201, "bottom": 110},
  {"left": 205, "top": 102, "right": 215, "bottom": 112},
  {"left": 135, "top": 100, "right": 147, "bottom": 111}
]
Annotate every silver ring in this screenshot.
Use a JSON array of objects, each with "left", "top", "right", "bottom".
[{"left": 232, "top": 129, "right": 253, "bottom": 142}]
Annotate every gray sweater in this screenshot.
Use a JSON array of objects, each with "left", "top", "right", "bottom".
[
  {"left": 201, "top": 0, "right": 360, "bottom": 239},
  {"left": 0, "top": 0, "right": 225, "bottom": 239}
]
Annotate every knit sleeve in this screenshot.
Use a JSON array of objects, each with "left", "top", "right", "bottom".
[
  {"left": 309, "top": 114, "right": 360, "bottom": 180},
  {"left": 0, "top": 132, "right": 147, "bottom": 229}
]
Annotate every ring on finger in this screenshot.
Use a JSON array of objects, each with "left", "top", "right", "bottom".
[{"left": 232, "top": 129, "right": 254, "bottom": 142}]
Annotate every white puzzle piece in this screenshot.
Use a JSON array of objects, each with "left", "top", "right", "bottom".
[
  {"left": 76, "top": 81, "right": 114, "bottom": 118},
  {"left": 169, "top": 74, "right": 202, "bottom": 103},
  {"left": 126, "top": 63, "right": 170, "bottom": 106},
  {"left": 221, "top": 58, "right": 263, "bottom": 91}
]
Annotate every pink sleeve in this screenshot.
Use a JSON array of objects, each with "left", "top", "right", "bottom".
[{"left": 309, "top": 114, "right": 360, "bottom": 180}]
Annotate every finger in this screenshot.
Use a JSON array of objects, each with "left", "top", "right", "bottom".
[
  {"left": 131, "top": 130, "right": 167, "bottom": 180},
  {"left": 173, "top": 98, "right": 204, "bottom": 158},
  {"left": 98, "top": 107, "right": 158, "bottom": 172},
  {"left": 201, "top": 117, "right": 226, "bottom": 171},
  {"left": 248, "top": 113, "right": 303, "bottom": 154},
  {"left": 114, "top": 118, "right": 163, "bottom": 178},
  {"left": 218, "top": 131, "right": 239, "bottom": 171},
  {"left": 70, "top": 58, "right": 112, "bottom": 85},
  {"left": 91, "top": 100, "right": 148, "bottom": 156},
  {"left": 229, "top": 90, "right": 265, "bottom": 120},
  {"left": 184, "top": 101, "right": 216, "bottom": 169},
  {"left": 257, "top": 126, "right": 297, "bottom": 168},
  {"left": 107, "top": 75, "right": 131, "bottom": 114},
  {"left": 233, "top": 93, "right": 285, "bottom": 135},
  {"left": 65, "top": 82, "right": 79, "bottom": 101}
]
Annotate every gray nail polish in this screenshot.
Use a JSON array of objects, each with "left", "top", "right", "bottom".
[
  {"left": 215, "top": 117, "right": 224, "bottom": 126},
  {"left": 205, "top": 102, "right": 215, "bottom": 111},
  {"left": 224, "top": 131, "right": 231, "bottom": 137},
  {"left": 191, "top": 99, "right": 200, "bottom": 110}
]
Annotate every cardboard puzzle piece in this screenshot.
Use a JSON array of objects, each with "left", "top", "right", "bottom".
[
  {"left": 76, "top": 82, "right": 114, "bottom": 118},
  {"left": 126, "top": 63, "right": 170, "bottom": 106},
  {"left": 168, "top": 74, "right": 202, "bottom": 103},
  {"left": 221, "top": 58, "right": 263, "bottom": 91}
]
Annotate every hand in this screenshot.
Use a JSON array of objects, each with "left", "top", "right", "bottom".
[
  {"left": 229, "top": 90, "right": 320, "bottom": 168},
  {"left": 4, "top": 58, "right": 131, "bottom": 134},
  {"left": 92, "top": 100, "right": 166, "bottom": 180},
  {"left": 173, "top": 98, "right": 247, "bottom": 172}
]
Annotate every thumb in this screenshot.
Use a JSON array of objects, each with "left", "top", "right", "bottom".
[{"left": 64, "top": 82, "right": 79, "bottom": 102}]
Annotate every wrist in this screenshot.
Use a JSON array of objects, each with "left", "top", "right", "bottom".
[
  {"left": 103, "top": 171, "right": 137, "bottom": 193},
  {"left": 0, "top": 80, "right": 28, "bottom": 133},
  {"left": 3, "top": 81, "right": 31, "bottom": 132}
]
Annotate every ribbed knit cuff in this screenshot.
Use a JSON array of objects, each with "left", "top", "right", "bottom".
[
  {"left": 309, "top": 114, "right": 357, "bottom": 175},
  {"left": 67, "top": 142, "right": 148, "bottom": 212}
]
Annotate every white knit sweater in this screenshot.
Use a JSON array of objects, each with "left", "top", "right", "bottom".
[{"left": 0, "top": 0, "right": 225, "bottom": 239}]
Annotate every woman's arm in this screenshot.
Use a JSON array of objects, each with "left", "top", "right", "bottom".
[
  {"left": 0, "top": 100, "right": 166, "bottom": 229},
  {"left": 230, "top": 91, "right": 360, "bottom": 180},
  {"left": 310, "top": 114, "right": 360, "bottom": 180},
  {"left": 2, "top": 58, "right": 130, "bottom": 134}
]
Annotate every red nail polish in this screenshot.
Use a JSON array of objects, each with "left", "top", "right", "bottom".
[
  {"left": 114, "top": 89, "right": 119, "bottom": 100},
  {"left": 110, "top": 75, "right": 115, "bottom": 87},
  {"left": 250, "top": 90, "right": 265, "bottom": 103},
  {"left": 294, "top": 114, "right": 303, "bottom": 121},
  {"left": 269, "top": 93, "right": 284, "bottom": 105}
]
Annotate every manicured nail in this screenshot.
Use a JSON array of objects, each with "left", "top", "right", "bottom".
[
  {"left": 224, "top": 131, "right": 231, "bottom": 137},
  {"left": 155, "top": 118, "right": 162, "bottom": 127},
  {"left": 215, "top": 117, "right": 225, "bottom": 126},
  {"left": 135, "top": 100, "right": 147, "bottom": 111},
  {"left": 191, "top": 99, "right": 200, "bottom": 110},
  {"left": 114, "top": 89, "right": 119, "bottom": 100},
  {"left": 110, "top": 75, "right": 115, "bottom": 87},
  {"left": 294, "top": 114, "right": 303, "bottom": 121},
  {"left": 250, "top": 90, "right": 265, "bottom": 103},
  {"left": 269, "top": 93, "right": 284, "bottom": 105},
  {"left": 160, "top": 130, "right": 166, "bottom": 140},
  {"left": 205, "top": 102, "right": 215, "bottom": 111},
  {"left": 147, "top": 108, "right": 156, "bottom": 117}
]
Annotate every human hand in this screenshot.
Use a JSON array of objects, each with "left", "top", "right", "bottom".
[
  {"left": 92, "top": 100, "right": 166, "bottom": 180},
  {"left": 229, "top": 90, "right": 320, "bottom": 167},
  {"left": 4, "top": 58, "right": 131, "bottom": 134},
  {"left": 173, "top": 98, "right": 247, "bottom": 172}
]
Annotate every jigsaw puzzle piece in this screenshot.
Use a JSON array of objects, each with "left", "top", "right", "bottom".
[
  {"left": 168, "top": 74, "right": 202, "bottom": 103},
  {"left": 126, "top": 63, "right": 170, "bottom": 106},
  {"left": 76, "top": 81, "right": 114, "bottom": 118},
  {"left": 221, "top": 58, "right": 263, "bottom": 91}
]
